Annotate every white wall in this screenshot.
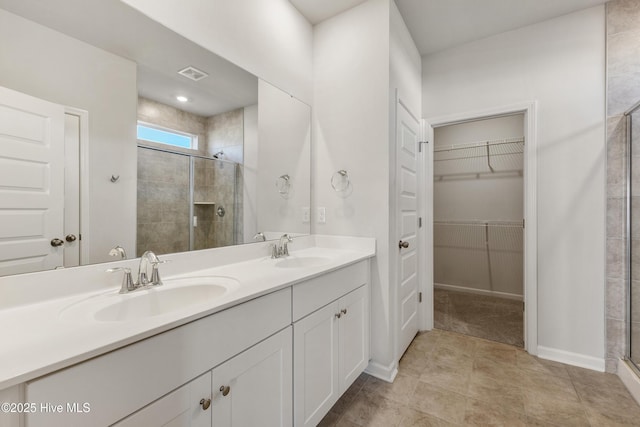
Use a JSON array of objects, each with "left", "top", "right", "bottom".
[
  {"left": 120, "top": 0, "right": 313, "bottom": 104},
  {"left": 423, "top": 7, "right": 606, "bottom": 364},
  {"left": 0, "top": 9, "right": 137, "bottom": 265},
  {"left": 433, "top": 116, "right": 524, "bottom": 298},
  {"left": 257, "top": 80, "right": 311, "bottom": 236},
  {"left": 313, "top": 0, "right": 421, "bottom": 377},
  {"left": 313, "top": 0, "right": 393, "bottom": 375}
]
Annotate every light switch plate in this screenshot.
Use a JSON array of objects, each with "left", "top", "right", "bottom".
[
  {"left": 318, "top": 207, "right": 326, "bottom": 224},
  {"left": 302, "top": 207, "right": 310, "bottom": 223}
]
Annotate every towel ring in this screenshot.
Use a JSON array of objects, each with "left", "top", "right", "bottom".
[
  {"left": 331, "top": 170, "right": 350, "bottom": 192},
  {"left": 276, "top": 174, "right": 291, "bottom": 196}
]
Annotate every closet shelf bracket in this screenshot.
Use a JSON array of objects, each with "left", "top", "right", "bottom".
[{"left": 486, "top": 141, "right": 495, "bottom": 172}]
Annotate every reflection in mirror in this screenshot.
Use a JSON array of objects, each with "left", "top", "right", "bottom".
[{"left": 0, "top": 0, "right": 310, "bottom": 275}]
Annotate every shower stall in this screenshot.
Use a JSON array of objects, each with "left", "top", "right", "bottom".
[
  {"left": 136, "top": 146, "right": 239, "bottom": 257},
  {"left": 626, "top": 102, "right": 640, "bottom": 373}
]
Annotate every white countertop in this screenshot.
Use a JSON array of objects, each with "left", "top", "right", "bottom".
[{"left": 0, "top": 236, "right": 375, "bottom": 390}]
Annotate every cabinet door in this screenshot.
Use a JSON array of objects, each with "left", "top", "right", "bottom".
[
  {"left": 293, "top": 301, "right": 340, "bottom": 427},
  {"left": 113, "top": 372, "right": 211, "bottom": 427},
  {"left": 339, "top": 285, "right": 369, "bottom": 392},
  {"left": 212, "top": 327, "right": 292, "bottom": 427}
]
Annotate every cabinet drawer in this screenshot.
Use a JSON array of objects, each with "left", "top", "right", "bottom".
[
  {"left": 25, "top": 288, "right": 291, "bottom": 427},
  {"left": 292, "top": 261, "right": 368, "bottom": 321}
]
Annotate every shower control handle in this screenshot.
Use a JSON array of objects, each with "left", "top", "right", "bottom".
[{"left": 399, "top": 240, "right": 409, "bottom": 249}]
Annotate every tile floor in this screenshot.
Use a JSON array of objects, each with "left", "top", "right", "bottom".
[
  {"left": 435, "top": 288, "right": 524, "bottom": 347},
  {"left": 319, "top": 329, "right": 640, "bottom": 426}
]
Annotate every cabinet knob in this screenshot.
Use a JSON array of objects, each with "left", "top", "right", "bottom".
[
  {"left": 200, "top": 398, "right": 211, "bottom": 410},
  {"left": 341, "top": 308, "right": 347, "bottom": 316},
  {"left": 399, "top": 240, "right": 409, "bottom": 249},
  {"left": 65, "top": 234, "right": 77, "bottom": 242},
  {"left": 220, "top": 385, "right": 231, "bottom": 396},
  {"left": 50, "top": 238, "right": 64, "bottom": 247},
  {"left": 335, "top": 312, "right": 342, "bottom": 319}
]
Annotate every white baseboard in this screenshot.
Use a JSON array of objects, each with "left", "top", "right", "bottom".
[
  {"left": 537, "top": 346, "right": 605, "bottom": 372},
  {"left": 435, "top": 283, "right": 523, "bottom": 301},
  {"left": 365, "top": 360, "right": 398, "bottom": 383},
  {"left": 617, "top": 359, "right": 640, "bottom": 405}
]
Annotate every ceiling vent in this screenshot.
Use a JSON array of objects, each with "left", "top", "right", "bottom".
[{"left": 178, "top": 66, "right": 209, "bottom": 81}]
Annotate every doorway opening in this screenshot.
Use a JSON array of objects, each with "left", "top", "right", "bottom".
[{"left": 432, "top": 114, "right": 525, "bottom": 347}]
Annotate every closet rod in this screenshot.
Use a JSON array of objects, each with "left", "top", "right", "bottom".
[
  {"left": 434, "top": 220, "right": 523, "bottom": 228},
  {"left": 433, "top": 137, "right": 524, "bottom": 153}
]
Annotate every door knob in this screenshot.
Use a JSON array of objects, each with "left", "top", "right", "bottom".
[
  {"left": 399, "top": 240, "right": 409, "bottom": 249},
  {"left": 50, "top": 238, "right": 64, "bottom": 247},
  {"left": 65, "top": 234, "right": 77, "bottom": 242},
  {"left": 200, "top": 398, "right": 211, "bottom": 410}
]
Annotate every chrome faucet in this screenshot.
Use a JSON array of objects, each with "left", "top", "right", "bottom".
[
  {"left": 108, "top": 245, "right": 127, "bottom": 259},
  {"left": 138, "top": 250, "right": 164, "bottom": 286},
  {"left": 271, "top": 234, "right": 293, "bottom": 259},
  {"left": 107, "top": 250, "right": 167, "bottom": 294}
]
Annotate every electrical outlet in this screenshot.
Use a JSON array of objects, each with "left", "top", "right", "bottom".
[
  {"left": 318, "top": 207, "right": 326, "bottom": 224},
  {"left": 302, "top": 207, "right": 310, "bottom": 223}
]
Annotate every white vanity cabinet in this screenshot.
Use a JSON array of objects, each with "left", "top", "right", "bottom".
[
  {"left": 114, "top": 327, "right": 292, "bottom": 427},
  {"left": 292, "top": 263, "right": 370, "bottom": 427},
  {"left": 23, "top": 288, "right": 291, "bottom": 427},
  {"left": 5, "top": 251, "right": 373, "bottom": 427}
]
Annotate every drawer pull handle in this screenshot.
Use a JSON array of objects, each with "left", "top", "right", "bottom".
[
  {"left": 200, "top": 398, "right": 211, "bottom": 410},
  {"left": 220, "top": 385, "right": 231, "bottom": 396}
]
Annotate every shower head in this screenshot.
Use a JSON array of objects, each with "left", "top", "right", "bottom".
[{"left": 212, "top": 151, "right": 224, "bottom": 159}]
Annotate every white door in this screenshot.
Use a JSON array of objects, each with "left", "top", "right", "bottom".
[
  {"left": 397, "top": 100, "right": 420, "bottom": 357},
  {"left": 64, "top": 113, "right": 81, "bottom": 267},
  {"left": 0, "top": 86, "right": 65, "bottom": 275},
  {"left": 212, "top": 327, "right": 292, "bottom": 427}
]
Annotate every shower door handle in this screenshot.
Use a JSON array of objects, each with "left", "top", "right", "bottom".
[{"left": 399, "top": 240, "right": 409, "bottom": 249}]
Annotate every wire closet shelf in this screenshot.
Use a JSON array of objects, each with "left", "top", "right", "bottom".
[
  {"left": 433, "top": 220, "right": 523, "bottom": 229},
  {"left": 433, "top": 137, "right": 524, "bottom": 161}
]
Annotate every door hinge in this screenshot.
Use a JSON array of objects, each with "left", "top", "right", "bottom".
[
  {"left": 522, "top": 219, "right": 525, "bottom": 229},
  {"left": 418, "top": 141, "right": 429, "bottom": 152},
  {"left": 79, "top": 234, "right": 82, "bottom": 241},
  {"left": 522, "top": 301, "right": 525, "bottom": 312},
  {"left": 418, "top": 292, "right": 423, "bottom": 303},
  {"left": 418, "top": 217, "right": 422, "bottom": 228}
]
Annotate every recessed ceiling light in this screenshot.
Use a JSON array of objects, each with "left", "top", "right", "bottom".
[{"left": 176, "top": 95, "right": 188, "bottom": 103}]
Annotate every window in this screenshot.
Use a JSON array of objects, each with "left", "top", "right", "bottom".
[{"left": 137, "top": 122, "right": 198, "bottom": 150}]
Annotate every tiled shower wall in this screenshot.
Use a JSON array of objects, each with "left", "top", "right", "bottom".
[{"left": 606, "top": 0, "right": 640, "bottom": 372}]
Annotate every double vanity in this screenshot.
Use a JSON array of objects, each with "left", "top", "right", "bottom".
[{"left": 0, "top": 235, "right": 375, "bottom": 427}]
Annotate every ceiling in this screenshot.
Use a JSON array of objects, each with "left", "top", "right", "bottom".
[
  {"left": 290, "top": 0, "right": 608, "bottom": 56},
  {"left": 0, "top": 0, "right": 258, "bottom": 117}
]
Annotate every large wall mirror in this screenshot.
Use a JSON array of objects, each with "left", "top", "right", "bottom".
[{"left": 0, "top": 0, "right": 311, "bottom": 277}]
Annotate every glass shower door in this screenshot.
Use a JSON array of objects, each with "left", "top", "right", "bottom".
[{"left": 628, "top": 107, "right": 640, "bottom": 369}]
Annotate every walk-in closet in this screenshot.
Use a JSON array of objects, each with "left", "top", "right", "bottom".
[{"left": 432, "top": 114, "right": 525, "bottom": 347}]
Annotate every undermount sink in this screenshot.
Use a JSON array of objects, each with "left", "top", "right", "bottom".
[
  {"left": 275, "top": 256, "right": 332, "bottom": 269},
  {"left": 60, "top": 276, "right": 239, "bottom": 322}
]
